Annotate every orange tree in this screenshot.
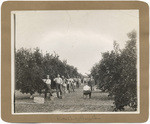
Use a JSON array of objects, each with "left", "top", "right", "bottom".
[
  {"left": 15, "top": 48, "right": 80, "bottom": 94},
  {"left": 90, "top": 30, "right": 137, "bottom": 111}
]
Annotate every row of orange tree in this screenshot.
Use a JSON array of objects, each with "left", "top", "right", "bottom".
[
  {"left": 15, "top": 48, "right": 81, "bottom": 95},
  {"left": 90, "top": 30, "right": 137, "bottom": 111}
]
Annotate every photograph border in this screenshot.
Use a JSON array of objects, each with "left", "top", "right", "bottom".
[
  {"left": 10, "top": 9, "right": 140, "bottom": 115},
  {"left": 1, "top": 1, "right": 149, "bottom": 123}
]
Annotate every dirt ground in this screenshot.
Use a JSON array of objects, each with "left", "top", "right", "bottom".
[{"left": 14, "top": 85, "right": 133, "bottom": 113}]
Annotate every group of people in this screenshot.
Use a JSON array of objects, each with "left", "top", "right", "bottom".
[
  {"left": 44, "top": 74, "right": 96, "bottom": 99},
  {"left": 44, "top": 74, "right": 82, "bottom": 99}
]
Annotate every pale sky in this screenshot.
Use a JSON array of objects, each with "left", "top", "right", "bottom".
[{"left": 12, "top": 10, "right": 139, "bottom": 75}]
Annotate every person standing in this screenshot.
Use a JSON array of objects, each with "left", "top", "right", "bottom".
[
  {"left": 88, "top": 76, "right": 95, "bottom": 91},
  {"left": 54, "top": 74, "right": 63, "bottom": 99},
  {"left": 44, "top": 75, "right": 52, "bottom": 98},
  {"left": 68, "top": 78, "right": 75, "bottom": 92},
  {"left": 76, "top": 77, "right": 81, "bottom": 88},
  {"left": 78, "top": 78, "right": 81, "bottom": 87},
  {"left": 66, "top": 78, "right": 70, "bottom": 93},
  {"left": 62, "top": 76, "right": 67, "bottom": 94}
]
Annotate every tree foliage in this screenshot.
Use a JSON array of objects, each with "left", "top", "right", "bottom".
[
  {"left": 15, "top": 48, "right": 80, "bottom": 94},
  {"left": 90, "top": 30, "right": 137, "bottom": 111}
]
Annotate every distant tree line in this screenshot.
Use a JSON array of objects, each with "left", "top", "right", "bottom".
[
  {"left": 90, "top": 30, "right": 137, "bottom": 111},
  {"left": 15, "top": 48, "right": 81, "bottom": 95}
]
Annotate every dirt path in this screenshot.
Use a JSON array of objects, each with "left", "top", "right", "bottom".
[{"left": 15, "top": 86, "right": 114, "bottom": 113}]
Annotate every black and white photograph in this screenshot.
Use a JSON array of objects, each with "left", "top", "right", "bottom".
[{"left": 11, "top": 10, "right": 139, "bottom": 114}]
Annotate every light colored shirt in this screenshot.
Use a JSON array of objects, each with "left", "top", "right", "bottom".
[
  {"left": 54, "top": 77, "right": 63, "bottom": 84},
  {"left": 62, "top": 79, "right": 66, "bottom": 84},
  {"left": 45, "top": 79, "right": 51, "bottom": 85},
  {"left": 83, "top": 85, "right": 91, "bottom": 91},
  {"left": 42, "top": 79, "right": 51, "bottom": 85},
  {"left": 68, "top": 78, "right": 74, "bottom": 82},
  {"left": 68, "top": 78, "right": 74, "bottom": 84}
]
